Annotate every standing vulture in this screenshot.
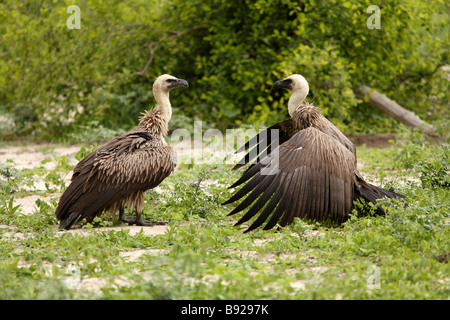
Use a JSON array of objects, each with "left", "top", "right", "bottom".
[
  {"left": 224, "top": 74, "right": 405, "bottom": 232},
  {"left": 56, "top": 74, "right": 188, "bottom": 230}
]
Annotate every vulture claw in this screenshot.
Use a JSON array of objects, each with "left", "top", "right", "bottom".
[{"left": 119, "top": 209, "right": 167, "bottom": 226}]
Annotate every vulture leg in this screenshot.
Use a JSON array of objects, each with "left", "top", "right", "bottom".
[
  {"left": 118, "top": 208, "right": 167, "bottom": 226},
  {"left": 118, "top": 207, "right": 136, "bottom": 225}
]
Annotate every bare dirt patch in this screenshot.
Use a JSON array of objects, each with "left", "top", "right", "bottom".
[
  {"left": 0, "top": 144, "right": 80, "bottom": 170},
  {"left": 347, "top": 133, "right": 397, "bottom": 148},
  {"left": 60, "top": 225, "right": 169, "bottom": 237}
]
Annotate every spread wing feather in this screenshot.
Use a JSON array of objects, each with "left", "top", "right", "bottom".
[
  {"left": 225, "top": 127, "right": 356, "bottom": 232},
  {"left": 232, "top": 119, "right": 295, "bottom": 170}
]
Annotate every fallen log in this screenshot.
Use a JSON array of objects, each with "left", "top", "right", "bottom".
[{"left": 355, "top": 86, "right": 436, "bottom": 135}]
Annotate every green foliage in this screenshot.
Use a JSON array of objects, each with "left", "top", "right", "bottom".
[
  {"left": 0, "top": 0, "right": 448, "bottom": 141},
  {"left": 75, "top": 145, "right": 98, "bottom": 161},
  {"left": 0, "top": 0, "right": 172, "bottom": 139},
  {"left": 0, "top": 197, "right": 21, "bottom": 216},
  {"left": 418, "top": 145, "right": 449, "bottom": 188},
  {"left": 0, "top": 161, "right": 22, "bottom": 194},
  {"left": 165, "top": 0, "right": 449, "bottom": 131},
  {"left": 0, "top": 138, "right": 449, "bottom": 299}
]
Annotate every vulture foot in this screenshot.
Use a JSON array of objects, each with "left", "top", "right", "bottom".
[{"left": 119, "top": 209, "right": 167, "bottom": 226}]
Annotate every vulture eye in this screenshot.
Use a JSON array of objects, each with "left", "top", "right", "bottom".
[{"left": 166, "top": 79, "right": 176, "bottom": 83}]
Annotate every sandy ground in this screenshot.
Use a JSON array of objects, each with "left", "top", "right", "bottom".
[{"left": 0, "top": 144, "right": 80, "bottom": 170}]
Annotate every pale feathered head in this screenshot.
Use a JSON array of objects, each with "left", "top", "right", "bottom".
[
  {"left": 153, "top": 74, "right": 189, "bottom": 94},
  {"left": 273, "top": 74, "right": 309, "bottom": 95},
  {"left": 142, "top": 74, "right": 189, "bottom": 126},
  {"left": 273, "top": 74, "right": 310, "bottom": 117}
]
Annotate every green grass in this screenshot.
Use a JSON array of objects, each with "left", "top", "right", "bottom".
[{"left": 0, "top": 129, "right": 449, "bottom": 300}]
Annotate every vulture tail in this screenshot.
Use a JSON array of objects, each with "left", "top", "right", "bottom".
[{"left": 357, "top": 178, "right": 406, "bottom": 214}]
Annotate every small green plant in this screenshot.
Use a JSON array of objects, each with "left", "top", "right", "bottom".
[
  {"left": 75, "top": 145, "right": 98, "bottom": 161},
  {"left": 42, "top": 155, "right": 74, "bottom": 192},
  {"left": 0, "top": 161, "right": 22, "bottom": 195},
  {"left": 418, "top": 145, "right": 449, "bottom": 188},
  {"left": 82, "top": 217, "right": 114, "bottom": 229},
  {"left": 0, "top": 197, "right": 21, "bottom": 216}
]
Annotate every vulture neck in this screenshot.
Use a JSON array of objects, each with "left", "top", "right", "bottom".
[
  {"left": 153, "top": 88, "right": 172, "bottom": 122},
  {"left": 288, "top": 82, "right": 309, "bottom": 118},
  {"left": 140, "top": 87, "right": 172, "bottom": 136}
]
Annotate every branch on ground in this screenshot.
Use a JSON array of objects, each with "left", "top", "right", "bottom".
[{"left": 355, "top": 86, "right": 437, "bottom": 136}]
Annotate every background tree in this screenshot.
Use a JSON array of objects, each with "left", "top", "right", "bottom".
[{"left": 0, "top": 0, "right": 448, "bottom": 141}]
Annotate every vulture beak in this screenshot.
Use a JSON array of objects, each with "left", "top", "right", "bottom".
[
  {"left": 272, "top": 79, "right": 293, "bottom": 91},
  {"left": 169, "top": 78, "right": 189, "bottom": 89}
]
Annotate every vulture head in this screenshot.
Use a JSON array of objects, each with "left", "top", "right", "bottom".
[
  {"left": 150, "top": 74, "right": 189, "bottom": 124},
  {"left": 154, "top": 74, "right": 189, "bottom": 94},
  {"left": 273, "top": 74, "right": 310, "bottom": 117}
]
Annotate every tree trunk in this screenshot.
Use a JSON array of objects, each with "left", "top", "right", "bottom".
[{"left": 355, "top": 86, "right": 436, "bottom": 135}]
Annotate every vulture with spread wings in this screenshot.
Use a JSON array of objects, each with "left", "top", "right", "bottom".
[
  {"left": 224, "top": 74, "right": 405, "bottom": 232},
  {"left": 56, "top": 74, "right": 188, "bottom": 230}
]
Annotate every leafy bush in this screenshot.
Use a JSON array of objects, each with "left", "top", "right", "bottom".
[{"left": 0, "top": 0, "right": 448, "bottom": 140}]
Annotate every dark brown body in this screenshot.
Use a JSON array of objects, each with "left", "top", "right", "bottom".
[{"left": 55, "top": 112, "right": 177, "bottom": 230}]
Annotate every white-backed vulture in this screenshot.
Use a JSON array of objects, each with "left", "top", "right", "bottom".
[
  {"left": 56, "top": 74, "right": 188, "bottom": 230},
  {"left": 224, "top": 74, "right": 405, "bottom": 232}
]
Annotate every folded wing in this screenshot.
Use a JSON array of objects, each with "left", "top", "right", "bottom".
[{"left": 56, "top": 131, "right": 176, "bottom": 228}]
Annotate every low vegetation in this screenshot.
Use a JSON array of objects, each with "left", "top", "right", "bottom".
[{"left": 0, "top": 128, "right": 448, "bottom": 299}]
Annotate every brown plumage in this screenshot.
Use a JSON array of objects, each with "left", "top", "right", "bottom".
[
  {"left": 224, "top": 74, "right": 405, "bottom": 232},
  {"left": 56, "top": 74, "right": 188, "bottom": 230}
]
